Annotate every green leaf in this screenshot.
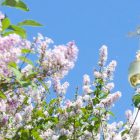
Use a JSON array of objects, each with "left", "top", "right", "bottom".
[
  {"left": 18, "top": 20, "right": 42, "bottom": 27},
  {"left": 8, "top": 63, "right": 22, "bottom": 81},
  {"left": 20, "top": 129, "right": 31, "bottom": 140},
  {"left": 31, "top": 130, "right": 43, "bottom": 140},
  {"left": 0, "top": 91, "right": 6, "bottom": 99},
  {"left": 10, "top": 67, "right": 22, "bottom": 80},
  {"left": 26, "top": 72, "right": 37, "bottom": 80},
  {"left": 2, "top": 0, "right": 29, "bottom": 12},
  {"left": 92, "top": 97, "right": 100, "bottom": 105},
  {"left": 21, "top": 48, "right": 32, "bottom": 54},
  {"left": 2, "top": 18, "right": 11, "bottom": 31},
  {"left": 93, "top": 121, "right": 100, "bottom": 132},
  {"left": 92, "top": 117, "right": 99, "bottom": 121},
  {"left": 49, "top": 99, "right": 57, "bottom": 105},
  {"left": 8, "top": 25, "right": 26, "bottom": 38},
  {"left": 8, "top": 62, "right": 17, "bottom": 69},
  {"left": 132, "top": 93, "right": 140, "bottom": 108},
  {"left": 107, "top": 111, "right": 115, "bottom": 117},
  {"left": 33, "top": 110, "right": 44, "bottom": 118},
  {"left": 81, "top": 108, "right": 87, "bottom": 114},
  {"left": 20, "top": 81, "right": 31, "bottom": 87},
  {"left": 58, "top": 135, "right": 67, "bottom": 140},
  {"left": 121, "top": 129, "right": 129, "bottom": 136},
  {"left": 19, "top": 56, "right": 33, "bottom": 66}
]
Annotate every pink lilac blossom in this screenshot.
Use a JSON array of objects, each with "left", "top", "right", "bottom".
[
  {"left": 105, "top": 60, "right": 117, "bottom": 79},
  {"left": 35, "top": 34, "right": 78, "bottom": 79},
  {"left": 102, "top": 82, "right": 115, "bottom": 92},
  {"left": 100, "top": 91, "right": 121, "bottom": 108},
  {"left": 0, "top": 33, "right": 31, "bottom": 77},
  {"left": 0, "top": 12, "right": 5, "bottom": 20},
  {"left": 93, "top": 70, "right": 102, "bottom": 79},
  {"left": 82, "top": 85, "right": 93, "bottom": 94},
  {"left": 82, "top": 74, "right": 93, "bottom": 94},
  {"left": 105, "top": 82, "right": 115, "bottom": 91},
  {"left": 53, "top": 78, "right": 69, "bottom": 95}
]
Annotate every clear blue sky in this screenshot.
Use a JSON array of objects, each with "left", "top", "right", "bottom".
[{"left": 1, "top": 0, "right": 140, "bottom": 122}]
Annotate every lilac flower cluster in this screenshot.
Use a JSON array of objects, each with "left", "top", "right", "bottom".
[
  {"left": 34, "top": 34, "right": 78, "bottom": 79},
  {"left": 98, "top": 45, "right": 108, "bottom": 66},
  {"left": 0, "top": 33, "right": 31, "bottom": 77}
]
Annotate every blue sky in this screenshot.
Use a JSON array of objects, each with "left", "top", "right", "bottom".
[{"left": 1, "top": 0, "right": 140, "bottom": 122}]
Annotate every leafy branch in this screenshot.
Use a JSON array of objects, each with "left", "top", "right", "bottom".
[{"left": 1, "top": 0, "right": 29, "bottom": 12}]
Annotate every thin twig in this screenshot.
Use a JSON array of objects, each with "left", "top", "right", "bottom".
[{"left": 128, "top": 108, "right": 140, "bottom": 134}]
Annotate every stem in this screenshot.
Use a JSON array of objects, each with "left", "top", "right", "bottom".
[
  {"left": 91, "top": 131, "right": 94, "bottom": 140},
  {"left": 74, "top": 118, "right": 76, "bottom": 140},
  {"left": 128, "top": 108, "right": 140, "bottom": 134},
  {"left": 100, "top": 118, "right": 105, "bottom": 140}
]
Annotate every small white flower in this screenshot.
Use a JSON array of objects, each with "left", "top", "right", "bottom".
[
  {"left": 83, "top": 95, "right": 90, "bottom": 101},
  {"left": 15, "top": 113, "right": 22, "bottom": 122}
]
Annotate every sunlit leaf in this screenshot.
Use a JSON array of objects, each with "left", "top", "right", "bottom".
[
  {"left": 132, "top": 93, "right": 140, "bottom": 108},
  {"left": 121, "top": 129, "right": 129, "bottom": 136},
  {"left": 0, "top": 91, "right": 6, "bottom": 99},
  {"left": 2, "top": 18, "right": 11, "bottom": 31},
  {"left": 8, "top": 24, "right": 26, "bottom": 38},
  {"left": 18, "top": 20, "right": 42, "bottom": 27},
  {"left": 8, "top": 62, "right": 17, "bottom": 69},
  {"left": 21, "top": 48, "right": 31, "bottom": 54},
  {"left": 2, "top": 0, "right": 29, "bottom": 11}
]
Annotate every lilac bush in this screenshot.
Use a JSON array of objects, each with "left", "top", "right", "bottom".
[{"left": 0, "top": 5, "right": 140, "bottom": 140}]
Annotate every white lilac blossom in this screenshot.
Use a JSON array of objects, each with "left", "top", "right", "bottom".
[
  {"left": 83, "top": 94, "right": 90, "bottom": 101},
  {"left": 15, "top": 113, "right": 22, "bottom": 122},
  {"left": 0, "top": 12, "right": 5, "bottom": 32},
  {"left": 83, "top": 74, "right": 90, "bottom": 85},
  {"left": 0, "top": 100, "right": 6, "bottom": 112},
  {"left": 125, "top": 110, "right": 133, "bottom": 120},
  {"left": 82, "top": 74, "right": 93, "bottom": 94},
  {"left": 98, "top": 45, "right": 108, "bottom": 66}
]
